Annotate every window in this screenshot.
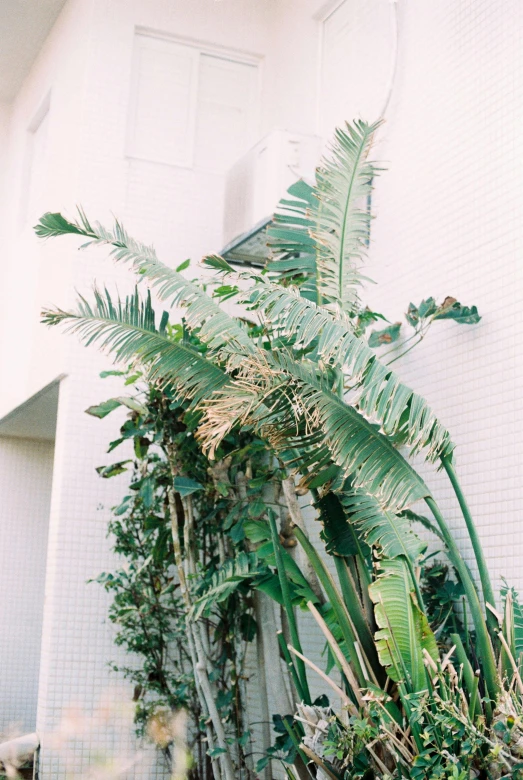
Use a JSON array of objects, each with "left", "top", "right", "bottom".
[
  {"left": 22, "top": 93, "right": 51, "bottom": 226},
  {"left": 127, "top": 32, "right": 258, "bottom": 172}
]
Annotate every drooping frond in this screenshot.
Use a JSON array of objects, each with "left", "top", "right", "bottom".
[
  {"left": 36, "top": 211, "right": 254, "bottom": 366},
  {"left": 199, "top": 349, "right": 431, "bottom": 513},
  {"left": 314, "top": 119, "right": 382, "bottom": 314},
  {"left": 246, "top": 281, "right": 454, "bottom": 463},
  {"left": 340, "top": 490, "right": 427, "bottom": 564},
  {"left": 42, "top": 288, "right": 229, "bottom": 405},
  {"left": 369, "top": 558, "right": 439, "bottom": 691}
]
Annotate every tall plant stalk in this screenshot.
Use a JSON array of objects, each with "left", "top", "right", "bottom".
[
  {"left": 441, "top": 455, "right": 497, "bottom": 633},
  {"left": 425, "top": 496, "right": 499, "bottom": 701}
]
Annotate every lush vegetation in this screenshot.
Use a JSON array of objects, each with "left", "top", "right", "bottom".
[{"left": 36, "top": 118, "right": 523, "bottom": 779}]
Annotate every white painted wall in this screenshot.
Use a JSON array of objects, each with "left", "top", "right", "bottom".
[
  {"left": 0, "top": 1, "right": 324, "bottom": 776},
  {"left": 0, "top": 0, "right": 522, "bottom": 777},
  {"left": 0, "top": 437, "right": 53, "bottom": 735},
  {"left": 363, "top": 0, "right": 523, "bottom": 596}
]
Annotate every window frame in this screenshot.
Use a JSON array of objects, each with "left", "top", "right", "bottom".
[
  {"left": 125, "top": 28, "right": 262, "bottom": 170},
  {"left": 20, "top": 90, "right": 51, "bottom": 228}
]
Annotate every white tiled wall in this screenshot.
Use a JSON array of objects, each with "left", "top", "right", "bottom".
[
  {"left": 1, "top": 0, "right": 522, "bottom": 777},
  {"left": 365, "top": 0, "right": 523, "bottom": 595},
  {"left": 0, "top": 437, "right": 53, "bottom": 735}
]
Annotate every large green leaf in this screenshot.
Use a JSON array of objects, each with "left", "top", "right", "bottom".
[
  {"left": 248, "top": 280, "right": 454, "bottom": 463},
  {"left": 369, "top": 558, "right": 438, "bottom": 691},
  {"left": 267, "top": 352, "right": 431, "bottom": 512},
  {"left": 42, "top": 287, "right": 230, "bottom": 406},
  {"left": 313, "top": 120, "right": 381, "bottom": 314},
  {"left": 316, "top": 491, "right": 362, "bottom": 557},
  {"left": 341, "top": 490, "right": 426, "bottom": 564}
]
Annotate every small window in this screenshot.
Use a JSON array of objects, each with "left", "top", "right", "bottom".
[
  {"left": 127, "top": 32, "right": 258, "bottom": 172},
  {"left": 320, "top": 0, "right": 393, "bottom": 138},
  {"left": 22, "top": 93, "right": 51, "bottom": 227}
]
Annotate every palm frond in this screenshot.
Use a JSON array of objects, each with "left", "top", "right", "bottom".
[
  {"left": 36, "top": 211, "right": 254, "bottom": 365},
  {"left": 266, "top": 179, "right": 319, "bottom": 302},
  {"left": 189, "top": 552, "right": 263, "bottom": 621},
  {"left": 247, "top": 281, "right": 454, "bottom": 463},
  {"left": 341, "top": 490, "right": 427, "bottom": 564},
  {"left": 42, "top": 288, "right": 229, "bottom": 405},
  {"left": 369, "top": 557, "right": 439, "bottom": 692},
  {"left": 314, "top": 120, "right": 382, "bottom": 314},
  {"left": 266, "top": 120, "right": 381, "bottom": 315},
  {"left": 200, "top": 350, "right": 431, "bottom": 513}
]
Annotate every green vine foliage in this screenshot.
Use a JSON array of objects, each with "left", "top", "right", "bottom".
[
  {"left": 91, "top": 360, "right": 286, "bottom": 778},
  {"left": 93, "top": 453, "right": 198, "bottom": 736}
]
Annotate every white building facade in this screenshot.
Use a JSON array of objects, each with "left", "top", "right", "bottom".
[{"left": 0, "top": 0, "right": 522, "bottom": 777}]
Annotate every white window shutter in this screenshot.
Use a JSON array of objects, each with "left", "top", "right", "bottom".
[
  {"left": 127, "top": 34, "right": 198, "bottom": 166},
  {"left": 194, "top": 54, "right": 257, "bottom": 173}
]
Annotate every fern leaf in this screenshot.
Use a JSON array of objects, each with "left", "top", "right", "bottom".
[{"left": 190, "top": 552, "right": 263, "bottom": 621}]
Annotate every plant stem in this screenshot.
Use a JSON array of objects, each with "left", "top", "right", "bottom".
[
  {"left": 403, "top": 554, "right": 425, "bottom": 612},
  {"left": 293, "top": 526, "right": 368, "bottom": 688},
  {"left": 277, "top": 630, "right": 307, "bottom": 703},
  {"left": 268, "top": 511, "right": 311, "bottom": 703},
  {"left": 441, "top": 455, "right": 498, "bottom": 637},
  {"left": 333, "top": 556, "right": 382, "bottom": 681},
  {"left": 425, "top": 496, "right": 499, "bottom": 702}
]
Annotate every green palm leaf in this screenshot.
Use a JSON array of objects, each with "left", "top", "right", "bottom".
[
  {"left": 201, "top": 349, "right": 431, "bottom": 513},
  {"left": 369, "top": 558, "right": 438, "bottom": 691},
  {"left": 266, "top": 179, "right": 319, "bottom": 302},
  {"left": 266, "top": 120, "right": 381, "bottom": 314},
  {"left": 314, "top": 119, "right": 381, "bottom": 314},
  {"left": 42, "top": 287, "right": 229, "bottom": 405},
  {"left": 341, "top": 490, "right": 426, "bottom": 564},
  {"left": 248, "top": 281, "right": 454, "bottom": 463},
  {"left": 189, "top": 552, "right": 263, "bottom": 621},
  {"left": 36, "top": 211, "right": 254, "bottom": 365}
]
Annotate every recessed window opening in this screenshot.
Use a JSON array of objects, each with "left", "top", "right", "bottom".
[{"left": 21, "top": 92, "right": 51, "bottom": 228}]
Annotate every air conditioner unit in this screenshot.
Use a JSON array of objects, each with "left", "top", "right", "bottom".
[{"left": 222, "top": 130, "right": 321, "bottom": 256}]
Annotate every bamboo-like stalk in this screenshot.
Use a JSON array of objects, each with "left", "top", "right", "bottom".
[
  {"left": 287, "top": 645, "right": 353, "bottom": 709},
  {"left": 498, "top": 631, "right": 523, "bottom": 695},
  {"left": 306, "top": 601, "right": 361, "bottom": 711},
  {"left": 441, "top": 455, "right": 497, "bottom": 636},
  {"left": 166, "top": 450, "right": 236, "bottom": 780},
  {"left": 269, "top": 511, "right": 311, "bottom": 703},
  {"left": 425, "top": 496, "right": 499, "bottom": 701},
  {"left": 254, "top": 594, "right": 272, "bottom": 780},
  {"left": 293, "top": 526, "right": 368, "bottom": 688}
]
